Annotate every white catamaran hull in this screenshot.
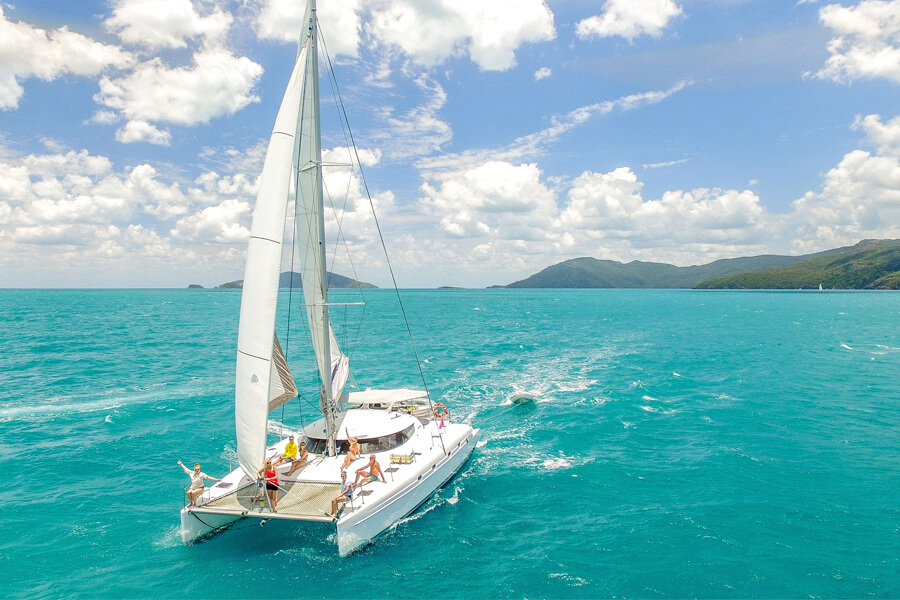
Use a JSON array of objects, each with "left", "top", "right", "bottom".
[
  {"left": 337, "top": 427, "right": 481, "bottom": 555},
  {"left": 180, "top": 415, "right": 480, "bottom": 554}
]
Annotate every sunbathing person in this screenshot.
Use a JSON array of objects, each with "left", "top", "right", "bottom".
[
  {"left": 341, "top": 434, "right": 360, "bottom": 470},
  {"left": 353, "top": 454, "right": 386, "bottom": 487}
]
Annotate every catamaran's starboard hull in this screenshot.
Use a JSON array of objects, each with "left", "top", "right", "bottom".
[{"left": 337, "top": 427, "right": 481, "bottom": 556}]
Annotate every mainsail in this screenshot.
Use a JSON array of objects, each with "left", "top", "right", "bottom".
[
  {"left": 234, "top": 40, "right": 309, "bottom": 476},
  {"left": 235, "top": 0, "right": 348, "bottom": 475}
]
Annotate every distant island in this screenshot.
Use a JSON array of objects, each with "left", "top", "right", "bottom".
[
  {"left": 500, "top": 240, "right": 900, "bottom": 290},
  {"left": 218, "top": 271, "right": 377, "bottom": 290},
  {"left": 187, "top": 284, "right": 204, "bottom": 289}
]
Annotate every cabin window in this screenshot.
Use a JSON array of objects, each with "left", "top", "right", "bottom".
[
  {"left": 307, "top": 424, "right": 415, "bottom": 455},
  {"left": 358, "top": 425, "right": 415, "bottom": 453}
]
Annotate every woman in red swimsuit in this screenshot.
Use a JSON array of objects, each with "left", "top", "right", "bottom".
[{"left": 257, "top": 460, "right": 279, "bottom": 511}]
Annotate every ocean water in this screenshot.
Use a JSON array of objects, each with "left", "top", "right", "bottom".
[{"left": 0, "top": 288, "right": 898, "bottom": 599}]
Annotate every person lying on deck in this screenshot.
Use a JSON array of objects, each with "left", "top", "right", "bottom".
[
  {"left": 353, "top": 455, "right": 386, "bottom": 487},
  {"left": 177, "top": 460, "right": 220, "bottom": 507},
  {"left": 284, "top": 442, "right": 309, "bottom": 477},
  {"left": 271, "top": 436, "right": 297, "bottom": 468}
]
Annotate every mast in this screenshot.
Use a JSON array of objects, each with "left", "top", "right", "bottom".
[{"left": 296, "top": 0, "right": 338, "bottom": 457}]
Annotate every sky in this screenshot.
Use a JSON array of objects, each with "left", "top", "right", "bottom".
[{"left": 1, "top": 0, "right": 899, "bottom": 288}]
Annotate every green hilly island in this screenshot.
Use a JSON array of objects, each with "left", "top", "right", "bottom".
[
  {"left": 217, "top": 271, "right": 376, "bottom": 289},
  {"left": 697, "top": 239, "right": 900, "bottom": 290},
  {"left": 502, "top": 240, "right": 899, "bottom": 290}
]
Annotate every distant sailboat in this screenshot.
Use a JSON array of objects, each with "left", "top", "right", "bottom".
[{"left": 179, "top": 0, "right": 480, "bottom": 555}]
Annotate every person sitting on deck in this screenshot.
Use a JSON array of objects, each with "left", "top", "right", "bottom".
[
  {"left": 341, "top": 431, "right": 360, "bottom": 470},
  {"left": 284, "top": 441, "right": 309, "bottom": 477},
  {"left": 353, "top": 455, "right": 386, "bottom": 487},
  {"left": 257, "top": 460, "right": 279, "bottom": 512},
  {"left": 272, "top": 436, "right": 297, "bottom": 468},
  {"left": 177, "top": 460, "right": 220, "bottom": 507},
  {"left": 330, "top": 471, "right": 353, "bottom": 518}
]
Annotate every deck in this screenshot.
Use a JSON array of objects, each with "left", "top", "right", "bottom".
[{"left": 191, "top": 479, "right": 342, "bottom": 522}]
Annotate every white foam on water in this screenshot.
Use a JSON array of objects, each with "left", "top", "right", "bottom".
[
  {"left": 642, "top": 395, "right": 658, "bottom": 402},
  {"left": 841, "top": 343, "right": 853, "bottom": 350},
  {"left": 104, "top": 415, "right": 113, "bottom": 423},
  {"left": 0, "top": 379, "right": 214, "bottom": 420},
  {"left": 549, "top": 572, "right": 590, "bottom": 587},
  {"left": 154, "top": 525, "right": 184, "bottom": 549},
  {"left": 541, "top": 457, "right": 572, "bottom": 470},
  {"left": 640, "top": 405, "right": 658, "bottom": 413}
]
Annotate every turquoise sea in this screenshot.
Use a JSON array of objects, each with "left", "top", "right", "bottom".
[{"left": 0, "top": 288, "right": 898, "bottom": 599}]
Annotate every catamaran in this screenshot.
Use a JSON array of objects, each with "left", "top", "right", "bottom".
[{"left": 179, "top": 0, "right": 480, "bottom": 556}]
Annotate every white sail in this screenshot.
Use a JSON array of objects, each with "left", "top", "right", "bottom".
[
  {"left": 234, "top": 42, "right": 310, "bottom": 476},
  {"left": 294, "top": 2, "right": 348, "bottom": 455}
]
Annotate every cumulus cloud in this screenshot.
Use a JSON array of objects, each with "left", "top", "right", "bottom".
[
  {"left": 115, "top": 120, "right": 172, "bottom": 145},
  {"left": 105, "top": 0, "right": 232, "bottom": 49},
  {"left": 534, "top": 67, "right": 552, "bottom": 80},
  {"left": 96, "top": 49, "right": 263, "bottom": 128},
  {"left": 812, "top": 0, "right": 900, "bottom": 83},
  {"left": 255, "top": 0, "right": 362, "bottom": 57},
  {"left": 170, "top": 198, "right": 251, "bottom": 243},
  {"left": 0, "top": 6, "right": 134, "bottom": 110},
  {"left": 407, "top": 109, "right": 900, "bottom": 281},
  {"left": 419, "top": 161, "right": 557, "bottom": 238},
  {"left": 790, "top": 112, "right": 900, "bottom": 249},
  {"left": 368, "top": 0, "right": 556, "bottom": 70},
  {"left": 576, "top": 0, "right": 683, "bottom": 41}
]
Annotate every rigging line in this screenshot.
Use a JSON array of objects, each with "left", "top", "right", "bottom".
[
  {"left": 318, "top": 43, "right": 370, "bottom": 362},
  {"left": 320, "top": 177, "right": 366, "bottom": 363},
  {"left": 320, "top": 27, "right": 446, "bottom": 456}
]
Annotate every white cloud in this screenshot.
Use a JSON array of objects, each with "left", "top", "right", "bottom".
[
  {"left": 375, "top": 75, "right": 452, "bottom": 159},
  {"left": 790, "top": 112, "right": 900, "bottom": 248},
  {"left": 813, "top": 0, "right": 900, "bottom": 83},
  {"left": 576, "top": 0, "right": 683, "bottom": 42},
  {"left": 255, "top": 0, "right": 362, "bottom": 57},
  {"left": 534, "top": 67, "right": 552, "bottom": 80},
  {"left": 105, "top": 0, "right": 232, "bottom": 49},
  {"left": 115, "top": 120, "right": 172, "bottom": 145},
  {"left": 853, "top": 113, "right": 900, "bottom": 154},
  {"left": 419, "top": 161, "right": 557, "bottom": 238},
  {"left": 170, "top": 198, "right": 251, "bottom": 243},
  {"left": 95, "top": 49, "right": 263, "bottom": 128},
  {"left": 368, "top": 0, "right": 555, "bottom": 71},
  {"left": 418, "top": 81, "right": 690, "bottom": 176},
  {"left": 0, "top": 6, "right": 135, "bottom": 110}
]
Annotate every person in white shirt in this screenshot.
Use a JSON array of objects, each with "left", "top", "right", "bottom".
[{"left": 177, "top": 460, "right": 220, "bottom": 507}]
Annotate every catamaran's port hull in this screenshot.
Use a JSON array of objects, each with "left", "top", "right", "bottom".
[{"left": 180, "top": 509, "right": 243, "bottom": 544}]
